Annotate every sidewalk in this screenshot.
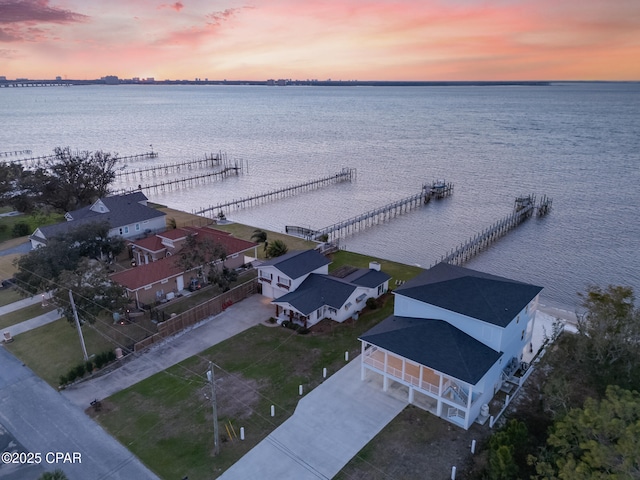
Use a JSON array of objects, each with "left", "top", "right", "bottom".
[
  {"left": 62, "top": 294, "right": 274, "bottom": 408},
  {"left": 0, "top": 294, "right": 43, "bottom": 315},
  {"left": 3, "top": 310, "right": 61, "bottom": 338}
]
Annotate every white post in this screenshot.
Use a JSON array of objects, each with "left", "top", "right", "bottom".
[
  {"left": 489, "top": 415, "right": 495, "bottom": 428},
  {"left": 299, "top": 385, "right": 303, "bottom": 395},
  {"left": 240, "top": 427, "right": 245, "bottom": 440},
  {"left": 451, "top": 466, "right": 457, "bottom": 480},
  {"left": 345, "top": 351, "right": 349, "bottom": 362},
  {"left": 471, "top": 440, "right": 476, "bottom": 454},
  {"left": 271, "top": 405, "right": 275, "bottom": 417},
  {"left": 323, "top": 367, "right": 327, "bottom": 378}
]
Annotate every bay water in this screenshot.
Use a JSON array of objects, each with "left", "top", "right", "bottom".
[{"left": 1, "top": 82, "right": 638, "bottom": 312}]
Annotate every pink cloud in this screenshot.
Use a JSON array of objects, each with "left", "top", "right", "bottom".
[{"left": 158, "top": 2, "right": 184, "bottom": 13}]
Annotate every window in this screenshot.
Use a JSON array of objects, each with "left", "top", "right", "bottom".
[
  {"left": 123, "top": 226, "right": 129, "bottom": 234},
  {"left": 135, "top": 223, "right": 141, "bottom": 231},
  {"left": 344, "top": 302, "right": 352, "bottom": 310},
  {"left": 521, "top": 329, "right": 525, "bottom": 341},
  {"left": 356, "top": 294, "right": 367, "bottom": 303}
]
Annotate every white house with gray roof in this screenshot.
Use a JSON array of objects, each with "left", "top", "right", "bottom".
[
  {"left": 359, "top": 262, "right": 542, "bottom": 430},
  {"left": 30, "top": 192, "right": 166, "bottom": 249},
  {"left": 258, "top": 250, "right": 391, "bottom": 326}
]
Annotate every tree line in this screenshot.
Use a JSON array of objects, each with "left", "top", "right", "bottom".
[{"left": 0, "top": 146, "right": 119, "bottom": 213}]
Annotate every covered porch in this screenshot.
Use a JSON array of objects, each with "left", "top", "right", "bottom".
[{"left": 360, "top": 342, "right": 484, "bottom": 429}]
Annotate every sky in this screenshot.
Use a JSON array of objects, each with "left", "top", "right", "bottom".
[{"left": 1, "top": 0, "right": 639, "bottom": 81}]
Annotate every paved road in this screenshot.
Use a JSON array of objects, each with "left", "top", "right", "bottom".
[{"left": 0, "top": 347, "right": 159, "bottom": 480}]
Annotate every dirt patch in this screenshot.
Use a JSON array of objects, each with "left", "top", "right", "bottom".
[
  {"left": 216, "top": 374, "right": 265, "bottom": 420},
  {"left": 337, "top": 405, "right": 491, "bottom": 480}
]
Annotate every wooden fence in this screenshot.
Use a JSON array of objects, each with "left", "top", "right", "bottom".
[{"left": 133, "top": 279, "right": 257, "bottom": 352}]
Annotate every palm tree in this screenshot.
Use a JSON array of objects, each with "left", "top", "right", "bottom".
[
  {"left": 251, "top": 229, "right": 268, "bottom": 251},
  {"left": 265, "top": 239, "right": 288, "bottom": 258}
]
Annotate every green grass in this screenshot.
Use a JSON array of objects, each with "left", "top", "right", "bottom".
[
  {"left": 4, "top": 318, "right": 115, "bottom": 387},
  {"left": 211, "top": 223, "right": 317, "bottom": 259},
  {"left": 0, "top": 210, "right": 64, "bottom": 243},
  {"left": 96, "top": 296, "right": 397, "bottom": 480},
  {"left": 329, "top": 250, "right": 424, "bottom": 284},
  {"left": 0, "top": 302, "right": 56, "bottom": 330},
  {"left": 0, "top": 288, "right": 23, "bottom": 307}
]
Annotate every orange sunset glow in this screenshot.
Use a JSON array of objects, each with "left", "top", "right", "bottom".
[{"left": 1, "top": 0, "right": 639, "bottom": 81}]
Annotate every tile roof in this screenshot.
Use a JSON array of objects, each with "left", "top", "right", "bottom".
[
  {"left": 395, "top": 263, "right": 542, "bottom": 328},
  {"left": 110, "top": 256, "right": 183, "bottom": 291},
  {"left": 260, "top": 250, "right": 331, "bottom": 279},
  {"left": 360, "top": 316, "right": 502, "bottom": 385}
]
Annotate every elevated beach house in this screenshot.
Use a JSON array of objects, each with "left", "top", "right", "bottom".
[
  {"left": 359, "top": 262, "right": 542, "bottom": 430},
  {"left": 258, "top": 249, "right": 391, "bottom": 326},
  {"left": 29, "top": 192, "right": 166, "bottom": 249}
]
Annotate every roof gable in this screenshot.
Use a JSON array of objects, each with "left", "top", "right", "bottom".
[
  {"left": 360, "top": 316, "right": 502, "bottom": 384},
  {"left": 261, "top": 250, "right": 330, "bottom": 279},
  {"left": 272, "top": 274, "right": 356, "bottom": 315},
  {"left": 395, "top": 263, "right": 542, "bottom": 327}
]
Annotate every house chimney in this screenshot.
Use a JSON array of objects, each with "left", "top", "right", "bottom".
[{"left": 369, "top": 261, "right": 381, "bottom": 271}]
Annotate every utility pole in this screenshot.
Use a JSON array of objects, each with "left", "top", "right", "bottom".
[
  {"left": 207, "top": 362, "right": 220, "bottom": 455},
  {"left": 69, "top": 290, "right": 88, "bottom": 361}
]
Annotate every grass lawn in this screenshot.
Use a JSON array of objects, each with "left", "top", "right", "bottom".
[
  {"left": 0, "top": 302, "right": 56, "bottom": 330},
  {"left": 0, "top": 288, "right": 24, "bottom": 307},
  {"left": 329, "top": 250, "right": 424, "bottom": 284},
  {"left": 0, "top": 210, "right": 64, "bottom": 243},
  {"left": 95, "top": 295, "right": 397, "bottom": 480},
  {"left": 4, "top": 318, "right": 115, "bottom": 387}
]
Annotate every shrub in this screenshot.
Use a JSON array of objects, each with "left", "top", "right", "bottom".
[
  {"left": 11, "top": 221, "right": 30, "bottom": 237},
  {"left": 85, "top": 360, "right": 94, "bottom": 373},
  {"left": 58, "top": 375, "right": 67, "bottom": 386},
  {"left": 366, "top": 297, "right": 379, "bottom": 310},
  {"left": 106, "top": 350, "right": 116, "bottom": 362},
  {"left": 73, "top": 363, "right": 86, "bottom": 378}
]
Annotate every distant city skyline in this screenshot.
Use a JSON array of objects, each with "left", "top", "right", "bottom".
[{"left": 1, "top": 0, "right": 639, "bottom": 81}]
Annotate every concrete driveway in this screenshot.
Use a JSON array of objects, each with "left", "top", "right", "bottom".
[
  {"left": 62, "top": 294, "right": 274, "bottom": 409},
  {"left": 219, "top": 359, "right": 408, "bottom": 480},
  {"left": 0, "top": 347, "right": 159, "bottom": 480}
]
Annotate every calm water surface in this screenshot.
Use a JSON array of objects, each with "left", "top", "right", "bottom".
[{"left": 2, "top": 83, "right": 639, "bottom": 311}]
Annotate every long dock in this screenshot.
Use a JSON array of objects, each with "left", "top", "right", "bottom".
[
  {"left": 124, "top": 162, "right": 244, "bottom": 195},
  {"left": 287, "top": 180, "right": 453, "bottom": 241},
  {"left": 437, "top": 194, "right": 552, "bottom": 266},
  {"left": 0, "top": 150, "right": 32, "bottom": 157},
  {"left": 194, "top": 168, "right": 357, "bottom": 217},
  {"left": 117, "top": 153, "right": 222, "bottom": 180},
  {"left": 2, "top": 151, "right": 157, "bottom": 168}
]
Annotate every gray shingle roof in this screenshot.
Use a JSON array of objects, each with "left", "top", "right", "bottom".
[
  {"left": 272, "top": 274, "right": 356, "bottom": 315},
  {"left": 36, "top": 192, "right": 165, "bottom": 241},
  {"left": 341, "top": 269, "right": 391, "bottom": 288},
  {"left": 359, "top": 316, "right": 502, "bottom": 385},
  {"left": 395, "top": 263, "right": 542, "bottom": 328},
  {"left": 261, "top": 250, "right": 330, "bottom": 279}
]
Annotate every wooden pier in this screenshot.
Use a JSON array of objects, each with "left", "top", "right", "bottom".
[
  {"left": 117, "top": 151, "right": 158, "bottom": 162},
  {"left": 287, "top": 180, "right": 453, "bottom": 241},
  {"left": 122, "top": 161, "right": 244, "bottom": 195},
  {"left": 0, "top": 150, "right": 32, "bottom": 157},
  {"left": 437, "top": 194, "right": 552, "bottom": 267},
  {"left": 2, "top": 151, "right": 157, "bottom": 168},
  {"left": 194, "top": 168, "right": 357, "bottom": 217},
  {"left": 117, "top": 153, "right": 222, "bottom": 180}
]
